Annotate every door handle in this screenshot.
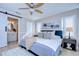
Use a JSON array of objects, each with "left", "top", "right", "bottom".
[{"left": 5, "top": 26, "right": 7, "bottom": 32}]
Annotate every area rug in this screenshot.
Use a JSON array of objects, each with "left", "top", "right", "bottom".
[{"left": 2, "top": 47, "right": 34, "bottom": 56}]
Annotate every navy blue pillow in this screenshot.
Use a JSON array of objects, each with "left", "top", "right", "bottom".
[{"left": 55, "top": 30, "right": 62, "bottom": 38}]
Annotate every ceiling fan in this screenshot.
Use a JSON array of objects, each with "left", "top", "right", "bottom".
[{"left": 19, "top": 3, "right": 44, "bottom": 15}]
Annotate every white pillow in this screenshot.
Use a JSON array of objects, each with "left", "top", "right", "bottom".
[
  {"left": 52, "top": 35, "right": 61, "bottom": 40},
  {"left": 51, "top": 31, "right": 55, "bottom": 39},
  {"left": 51, "top": 31, "right": 61, "bottom": 40}
]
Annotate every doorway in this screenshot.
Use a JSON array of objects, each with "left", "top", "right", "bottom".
[{"left": 7, "top": 17, "right": 18, "bottom": 45}]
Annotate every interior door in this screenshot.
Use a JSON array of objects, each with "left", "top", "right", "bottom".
[{"left": 0, "top": 13, "right": 7, "bottom": 48}]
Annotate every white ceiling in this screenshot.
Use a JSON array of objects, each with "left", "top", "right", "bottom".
[{"left": 0, "top": 3, "right": 79, "bottom": 20}]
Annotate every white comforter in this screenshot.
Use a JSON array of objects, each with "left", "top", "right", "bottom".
[{"left": 36, "top": 38, "right": 62, "bottom": 52}]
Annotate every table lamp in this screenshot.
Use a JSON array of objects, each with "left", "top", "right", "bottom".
[{"left": 66, "top": 27, "right": 73, "bottom": 39}]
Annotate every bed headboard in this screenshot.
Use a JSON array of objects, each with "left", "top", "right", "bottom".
[
  {"left": 41, "top": 30, "right": 54, "bottom": 32},
  {"left": 37, "top": 30, "right": 62, "bottom": 39},
  {"left": 55, "top": 30, "right": 62, "bottom": 38}
]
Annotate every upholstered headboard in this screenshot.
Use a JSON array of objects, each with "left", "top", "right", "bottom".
[
  {"left": 37, "top": 32, "right": 52, "bottom": 39},
  {"left": 55, "top": 30, "right": 62, "bottom": 38},
  {"left": 36, "top": 30, "right": 62, "bottom": 39}
]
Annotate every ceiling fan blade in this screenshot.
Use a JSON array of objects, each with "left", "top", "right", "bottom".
[
  {"left": 26, "top": 3, "right": 33, "bottom": 8},
  {"left": 35, "top": 9, "right": 43, "bottom": 14},
  {"left": 19, "top": 8, "right": 29, "bottom": 10},
  {"left": 33, "top": 3, "right": 44, "bottom": 8}
]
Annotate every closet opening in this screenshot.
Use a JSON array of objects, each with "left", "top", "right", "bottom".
[{"left": 7, "top": 17, "right": 18, "bottom": 45}]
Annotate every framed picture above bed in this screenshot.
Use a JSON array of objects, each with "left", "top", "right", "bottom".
[{"left": 42, "top": 23, "right": 60, "bottom": 30}]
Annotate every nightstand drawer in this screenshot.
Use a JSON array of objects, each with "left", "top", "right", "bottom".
[{"left": 63, "top": 39, "right": 76, "bottom": 44}]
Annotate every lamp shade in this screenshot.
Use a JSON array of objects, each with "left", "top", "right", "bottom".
[{"left": 66, "top": 27, "right": 73, "bottom": 32}]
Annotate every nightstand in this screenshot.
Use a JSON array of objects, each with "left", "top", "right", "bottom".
[{"left": 62, "top": 38, "right": 76, "bottom": 51}]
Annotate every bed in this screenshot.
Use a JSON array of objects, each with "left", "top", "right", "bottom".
[
  {"left": 29, "top": 36, "right": 62, "bottom": 56},
  {"left": 19, "top": 30, "right": 62, "bottom": 56}
]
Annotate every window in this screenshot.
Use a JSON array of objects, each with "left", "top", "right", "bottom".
[
  {"left": 36, "top": 22, "right": 42, "bottom": 32},
  {"left": 63, "top": 15, "right": 76, "bottom": 37},
  {"left": 26, "top": 21, "right": 33, "bottom": 35}
]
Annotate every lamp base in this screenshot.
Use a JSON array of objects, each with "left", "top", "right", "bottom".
[
  {"left": 68, "top": 32, "right": 71, "bottom": 39},
  {"left": 68, "top": 36, "right": 71, "bottom": 39}
]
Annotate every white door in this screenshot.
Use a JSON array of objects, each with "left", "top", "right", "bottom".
[{"left": 0, "top": 13, "right": 7, "bottom": 48}]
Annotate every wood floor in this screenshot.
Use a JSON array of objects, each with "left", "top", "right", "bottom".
[{"left": 0, "top": 41, "right": 18, "bottom": 52}]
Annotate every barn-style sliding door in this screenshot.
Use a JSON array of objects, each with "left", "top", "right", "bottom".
[{"left": 0, "top": 13, "right": 7, "bottom": 48}]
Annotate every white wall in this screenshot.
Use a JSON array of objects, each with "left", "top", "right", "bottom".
[
  {"left": 35, "top": 14, "right": 63, "bottom": 34},
  {"left": 18, "top": 18, "right": 27, "bottom": 43},
  {"left": 35, "top": 22, "right": 42, "bottom": 33},
  {"left": 26, "top": 21, "right": 36, "bottom": 36}
]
